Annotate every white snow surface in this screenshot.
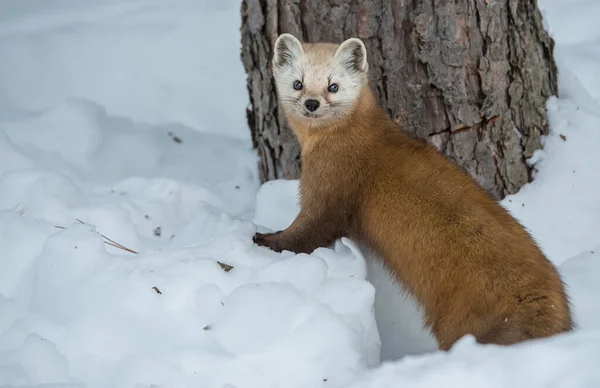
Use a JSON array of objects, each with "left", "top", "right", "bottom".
[{"left": 0, "top": 0, "right": 599, "bottom": 387}]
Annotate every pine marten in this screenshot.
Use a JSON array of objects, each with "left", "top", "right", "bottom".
[{"left": 253, "top": 33, "right": 574, "bottom": 350}]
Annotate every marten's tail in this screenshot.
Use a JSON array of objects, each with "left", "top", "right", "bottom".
[{"left": 478, "top": 295, "right": 574, "bottom": 345}]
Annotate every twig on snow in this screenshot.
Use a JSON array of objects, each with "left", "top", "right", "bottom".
[{"left": 54, "top": 219, "right": 138, "bottom": 254}]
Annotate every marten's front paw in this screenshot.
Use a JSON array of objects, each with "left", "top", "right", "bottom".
[{"left": 253, "top": 231, "right": 285, "bottom": 252}]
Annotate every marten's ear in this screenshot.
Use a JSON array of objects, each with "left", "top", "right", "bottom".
[
  {"left": 334, "top": 38, "right": 368, "bottom": 74},
  {"left": 273, "top": 33, "right": 304, "bottom": 69}
]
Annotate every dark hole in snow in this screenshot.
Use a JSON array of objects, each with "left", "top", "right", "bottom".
[{"left": 153, "top": 226, "right": 162, "bottom": 237}]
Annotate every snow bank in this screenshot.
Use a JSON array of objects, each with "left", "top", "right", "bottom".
[
  {"left": 349, "top": 332, "right": 600, "bottom": 387},
  {"left": 1, "top": 0, "right": 599, "bottom": 387},
  {"left": 0, "top": 87, "right": 379, "bottom": 388},
  {"left": 0, "top": 0, "right": 250, "bottom": 141}
]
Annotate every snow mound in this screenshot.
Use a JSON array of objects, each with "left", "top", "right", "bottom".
[{"left": 0, "top": 100, "right": 379, "bottom": 386}]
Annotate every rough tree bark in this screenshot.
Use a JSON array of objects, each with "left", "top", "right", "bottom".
[{"left": 240, "top": 0, "right": 557, "bottom": 199}]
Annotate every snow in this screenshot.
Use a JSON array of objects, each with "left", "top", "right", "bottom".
[{"left": 0, "top": 0, "right": 599, "bottom": 387}]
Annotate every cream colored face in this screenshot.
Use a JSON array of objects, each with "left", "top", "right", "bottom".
[{"left": 272, "top": 34, "right": 369, "bottom": 121}]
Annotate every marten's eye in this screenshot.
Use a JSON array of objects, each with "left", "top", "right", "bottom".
[
  {"left": 328, "top": 83, "right": 339, "bottom": 93},
  {"left": 293, "top": 80, "right": 303, "bottom": 90}
]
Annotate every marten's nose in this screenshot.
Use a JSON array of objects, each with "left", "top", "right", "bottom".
[{"left": 304, "top": 99, "right": 320, "bottom": 112}]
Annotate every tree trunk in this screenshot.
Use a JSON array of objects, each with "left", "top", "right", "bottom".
[{"left": 240, "top": 0, "right": 557, "bottom": 199}]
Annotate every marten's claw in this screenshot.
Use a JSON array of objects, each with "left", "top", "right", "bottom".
[{"left": 252, "top": 231, "right": 285, "bottom": 252}]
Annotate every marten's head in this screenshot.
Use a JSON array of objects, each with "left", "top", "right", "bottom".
[{"left": 272, "top": 33, "right": 369, "bottom": 122}]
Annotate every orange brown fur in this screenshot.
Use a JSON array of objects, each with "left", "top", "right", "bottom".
[{"left": 253, "top": 34, "right": 574, "bottom": 350}]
